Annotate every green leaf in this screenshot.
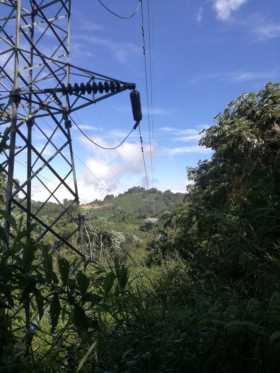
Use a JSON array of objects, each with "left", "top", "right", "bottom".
[
  {"left": 116, "top": 265, "right": 128, "bottom": 291},
  {"left": 23, "top": 241, "right": 35, "bottom": 272},
  {"left": 103, "top": 272, "right": 115, "bottom": 297},
  {"left": 77, "top": 271, "right": 90, "bottom": 297},
  {"left": 76, "top": 341, "right": 97, "bottom": 372},
  {"left": 225, "top": 321, "right": 263, "bottom": 335},
  {"left": 83, "top": 293, "right": 102, "bottom": 304},
  {"left": 42, "top": 247, "right": 54, "bottom": 283},
  {"left": 270, "top": 331, "right": 280, "bottom": 345},
  {"left": 58, "top": 256, "right": 70, "bottom": 286},
  {"left": 0, "top": 209, "right": 17, "bottom": 229},
  {"left": 50, "top": 293, "right": 61, "bottom": 333},
  {"left": 34, "top": 288, "right": 44, "bottom": 320},
  {"left": 73, "top": 305, "right": 88, "bottom": 334}
]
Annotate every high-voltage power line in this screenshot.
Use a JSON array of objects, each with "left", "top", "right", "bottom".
[{"left": 0, "top": 0, "right": 142, "bottom": 257}]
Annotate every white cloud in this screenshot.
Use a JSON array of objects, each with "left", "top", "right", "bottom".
[
  {"left": 159, "top": 126, "right": 175, "bottom": 132},
  {"left": 159, "top": 127, "right": 211, "bottom": 156},
  {"left": 31, "top": 177, "right": 74, "bottom": 203},
  {"left": 77, "top": 136, "right": 154, "bottom": 202},
  {"left": 0, "top": 50, "right": 15, "bottom": 79},
  {"left": 191, "top": 69, "right": 279, "bottom": 84},
  {"left": 30, "top": 140, "right": 148, "bottom": 203},
  {"left": 213, "top": 0, "right": 247, "bottom": 21},
  {"left": 196, "top": 6, "right": 204, "bottom": 23},
  {"left": 114, "top": 105, "right": 169, "bottom": 117},
  {"left": 254, "top": 22, "right": 280, "bottom": 40},
  {"left": 73, "top": 124, "right": 96, "bottom": 131},
  {"left": 79, "top": 20, "right": 103, "bottom": 33},
  {"left": 165, "top": 145, "right": 211, "bottom": 156},
  {"left": 142, "top": 107, "right": 169, "bottom": 116},
  {"left": 73, "top": 34, "right": 140, "bottom": 64},
  {"left": 230, "top": 71, "right": 278, "bottom": 82},
  {"left": 160, "top": 127, "right": 203, "bottom": 142}
]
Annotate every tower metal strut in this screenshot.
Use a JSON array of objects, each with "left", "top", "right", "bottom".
[{"left": 0, "top": 0, "right": 141, "bottom": 256}]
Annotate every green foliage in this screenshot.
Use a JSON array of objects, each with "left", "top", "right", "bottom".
[
  {"left": 132, "top": 83, "right": 280, "bottom": 372},
  {"left": 1, "top": 82, "right": 280, "bottom": 372},
  {"left": 0, "top": 212, "right": 109, "bottom": 371},
  {"left": 58, "top": 255, "right": 70, "bottom": 286}
]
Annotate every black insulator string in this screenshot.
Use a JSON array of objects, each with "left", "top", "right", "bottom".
[{"left": 97, "top": 0, "right": 141, "bottom": 20}]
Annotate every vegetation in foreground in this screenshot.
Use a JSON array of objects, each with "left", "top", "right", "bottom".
[{"left": 1, "top": 82, "right": 280, "bottom": 372}]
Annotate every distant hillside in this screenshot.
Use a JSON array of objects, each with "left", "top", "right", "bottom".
[
  {"left": 31, "top": 187, "right": 185, "bottom": 258},
  {"left": 81, "top": 187, "right": 185, "bottom": 222},
  {"left": 80, "top": 187, "right": 185, "bottom": 259}
]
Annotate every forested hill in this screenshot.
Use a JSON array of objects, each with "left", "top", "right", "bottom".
[{"left": 80, "top": 187, "right": 185, "bottom": 221}]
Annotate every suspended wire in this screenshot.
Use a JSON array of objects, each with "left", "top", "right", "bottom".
[
  {"left": 97, "top": 0, "right": 141, "bottom": 20},
  {"left": 146, "top": 0, "right": 155, "bottom": 175},
  {"left": 138, "top": 125, "right": 149, "bottom": 189},
  {"left": 140, "top": 0, "right": 154, "bottom": 186},
  {"left": 71, "top": 116, "right": 138, "bottom": 150}
]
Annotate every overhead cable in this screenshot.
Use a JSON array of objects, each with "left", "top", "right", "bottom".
[
  {"left": 71, "top": 116, "right": 139, "bottom": 151},
  {"left": 140, "top": 0, "right": 154, "bottom": 184},
  {"left": 97, "top": 0, "right": 141, "bottom": 20},
  {"left": 138, "top": 125, "right": 149, "bottom": 189},
  {"left": 146, "top": 0, "right": 155, "bottom": 173}
]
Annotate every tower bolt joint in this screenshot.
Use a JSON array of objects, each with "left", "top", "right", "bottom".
[
  {"left": 27, "top": 117, "right": 35, "bottom": 127},
  {"left": 10, "top": 89, "right": 21, "bottom": 107},
  {"left": 63, "top": 109, "right": 72, "bottom": 129}
]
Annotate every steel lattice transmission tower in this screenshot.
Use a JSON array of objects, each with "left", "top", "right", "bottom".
[{"left": 0, "top": 0, "right": 140, "bottom": 256}]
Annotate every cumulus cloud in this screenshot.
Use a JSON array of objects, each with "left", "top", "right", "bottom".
[
  {"left": 213, "top": 0, "right": 247, "bottom": 21},
  {"left": 30, "top": 141, "right": 149, "bottom": 203},
  {"left": 77, "top": 136, "right": 154, "bottom": 202}
]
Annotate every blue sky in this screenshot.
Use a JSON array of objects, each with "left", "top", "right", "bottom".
[{"left": 62, "top": 0, "right": 280, "bottom": 202}]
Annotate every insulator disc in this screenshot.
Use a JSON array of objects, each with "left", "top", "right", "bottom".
[
  {"left": 67, "top": 84, "right": 73, "bottom": 95},
  {"left": 115, "top": 81, "right": 121, "bottom": 91},
  {"left": 92, "top": 82, "right": 98, "bottom": 94},
  {"left": 110, "top": 81, "right": 116, "bottom": 92},
  {"left": 74, "top": 83, "right": 80, "bottom": 94},
  {"left": 104, "top": 81, "right": 109, "bottom": 93},
  {"left": 62, "top": 84, "right": 67, "bottom": 95},
  {"left": 80, "top": 83, "right": 86, "bottom": 95},
  {"left": 98, "top": 82, "right": 104, "bottom": 93},
  {"left": 86, "top": 82, "right": 92, "bottom": 94}
]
